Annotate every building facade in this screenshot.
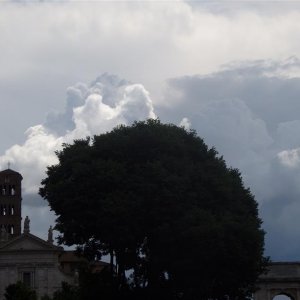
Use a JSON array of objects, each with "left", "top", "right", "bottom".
[{"left": 0, "top": 168, "right": 77, "bottom": 299}]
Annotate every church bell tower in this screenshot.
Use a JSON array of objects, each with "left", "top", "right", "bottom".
[{"left": 0, "top": 168, "right": 23, "bottom": 237}]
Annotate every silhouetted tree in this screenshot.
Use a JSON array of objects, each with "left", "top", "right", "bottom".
[
  {"left": 40, "top": 119, "right": 267, "bottom": 299},
  {"left": 52, "top": 282, "right": 79, "bottom": 300},
  {"left": 4, "top": 281, "right": 37, "bottom": 300}
]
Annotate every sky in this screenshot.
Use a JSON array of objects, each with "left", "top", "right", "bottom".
[{"left": 2, "top": 0, "right": 300, "bottom": 262}]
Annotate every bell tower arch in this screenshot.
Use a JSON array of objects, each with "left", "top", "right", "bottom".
[{"left": 0, "top": 168, "right": 23, "bottom": 237}]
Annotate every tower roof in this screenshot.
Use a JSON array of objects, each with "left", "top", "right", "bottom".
[{"left": 0, "top": 169, "right": 23, "bottom": 180}]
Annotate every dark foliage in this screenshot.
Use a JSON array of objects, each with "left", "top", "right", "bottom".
[
  {"left": 4, "top": 282, "right": 37, "bottom": 300},
  {"left": 40, "top": 119, "right": 268, "bottom": 299},
  {"left": 51, "top": 282, "right": 80, "bottom": 300}
]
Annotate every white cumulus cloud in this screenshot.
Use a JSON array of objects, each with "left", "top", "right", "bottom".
[
  {"left": 278, "top": 148, "right": 300, "bottom": 168},
  {"left": 0, "top": 125, "right": 62, "bottom": 194},
  {"left": 0, "top": 74, "right": 156, "bottom": 195},
  {"left": 179, "top": 117, "right": 191, "bottom": 130}
]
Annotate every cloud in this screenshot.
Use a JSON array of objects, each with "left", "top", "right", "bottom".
[
  {"left": 2, "top": 1, "right": 300, "bottom": 122},
  {"left": 4, "top": 59, "right": 300, "bottom": 260},
  {"left": 179, "top": 117, "right": 191, "bottom": 130},
  {"left": 3, "top": 0, "right": 300, "bottom": 259},
  {"left": 163, "top": 57, "right": 300, "bottom": 133},
  {"left": 68, "top": 79, "right": 156, "bottom": 140},
  {"left": 44, "top": 83, "right": 87, "bottom": 135},
  {"left": 70, "top": 83, "right": 155, "bottom": 138},
  {"left": 157, "top": 58, "right": 300, "bottom": 260},
  {"left": 0, "top": 125, "right": 62, "bottom": 194},
  {"left": 2, "top": 0, "right": 300, "bottom": 161},
  {"left": 5, "top": 59, "right": 300, "bottom": 260},
  {"left": 278, "top": 148, "right": 300, "bottom": 168},
  {"left": 0, "top": 74, "right": 156, "bottom": 197},
  {"left": 3, "top": 59, "right": 300, "bottom": 259}
]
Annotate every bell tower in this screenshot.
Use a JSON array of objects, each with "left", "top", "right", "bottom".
[{"left": 0, "top": 168, "right": 23, "bottom": 237}]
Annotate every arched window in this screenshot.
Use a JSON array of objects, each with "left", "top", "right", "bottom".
[
  {"left": 11, "top": 205, "right": 14, "bottom": 215},
  {"left": 11, "top": 185, "right": 15, "bottom": 196}
]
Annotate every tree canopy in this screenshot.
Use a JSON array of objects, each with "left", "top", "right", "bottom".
[{"left": 40, "top": 119, "right": 267, "bottom": 299}]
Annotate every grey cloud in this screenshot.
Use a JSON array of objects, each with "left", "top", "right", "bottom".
[
  {"left": 45, "top": 82, "right": 88, "bottom": 135},
  {"left": 4, "top": 61, "right": 300, "bottom": 260},
  {"left": 44, "top": 74, "right": 130, "bottom": 135},
  {"left": 22, "top": 203, "right": 56, "bottom": 241},
  {"left": 20, "top": 193, "right": 55, "bottom": 241},
  {"left": 186, "top": 0, "right": 300, "bottom": 16},
  {"left": 90, "top": 73, "right": 130, "bottom": 107},
  {"left": 275, "top": 120, "right": 300, "bottom": 151},
  {"left": 260, "top": 158, "right": 300, "bottom": 260},
  {"left": 158, "top": 58, "right": 300, "bottom": 260},
  {"left": 163, "top": 57, "right": 300, "bottom": 133},
  {"left": 23, "top": 192, "right": 48, "bottom": 208},
  {"left": 0, "top": 74, "right": 156, "bottom": 242}
]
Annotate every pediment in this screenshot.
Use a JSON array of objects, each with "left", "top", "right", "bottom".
[{"left": 0, "top": 233, "right": 62, "bottom": 251}]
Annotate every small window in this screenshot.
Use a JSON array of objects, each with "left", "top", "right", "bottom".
[{"left": 23, "top": 272, "right": 31, "bottom": 287}]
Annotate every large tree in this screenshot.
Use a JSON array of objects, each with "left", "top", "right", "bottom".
[{"left": 40, "top": 119, "right": 267, "bottom": 299}]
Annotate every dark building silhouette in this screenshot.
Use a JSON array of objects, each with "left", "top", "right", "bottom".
[{"left": 0, "top": 168, "right": 22, "bottom": 237}]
